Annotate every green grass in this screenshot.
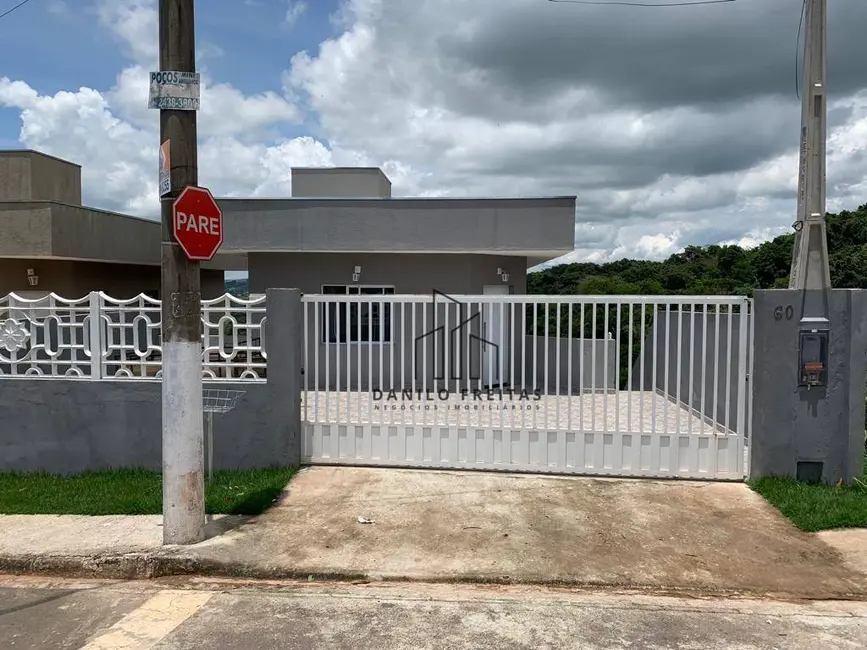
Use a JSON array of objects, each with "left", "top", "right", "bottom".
[
  {"left": 0, "top": 467, "right": 297, "bottom": 516},
  {"left": 748, "top": 454, "right": 867, "bottom": 532}
]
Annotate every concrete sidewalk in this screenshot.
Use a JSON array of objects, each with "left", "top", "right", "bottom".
[{"left": 1, "top": 467, "right": 866, "bottom": 599}]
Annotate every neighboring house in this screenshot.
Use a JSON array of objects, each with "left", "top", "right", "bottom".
[{"left": 0, "top": 150, "right": 231, "bottom": 299}]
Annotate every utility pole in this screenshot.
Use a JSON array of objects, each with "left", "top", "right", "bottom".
[
  {"left": 789, "top": 0, "right": 831, "bottom": 310},
  {"left": 159, "top": 0, "right": 205, "bottom": 544}
]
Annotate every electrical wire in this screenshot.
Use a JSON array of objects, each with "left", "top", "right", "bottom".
[
  {"left": 0, "top": 0, "right": 32, "bottom": 21},
  {"left": 547, "top": 0, "right": 735, "bottom": 7},
  {"left": 795, "top": 0, "right": 807, "bottom": 99}
]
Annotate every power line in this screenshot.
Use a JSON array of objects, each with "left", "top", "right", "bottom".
[
  {"left": 0, "top": 0, "right": 33, "bottom": 21},
  {"left": 547, "top": 0, "right": 735, "bottom": 7}
]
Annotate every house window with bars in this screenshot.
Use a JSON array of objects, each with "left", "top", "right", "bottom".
[{"left": 321, "top": 285, "right": 394, "bottom": 343}]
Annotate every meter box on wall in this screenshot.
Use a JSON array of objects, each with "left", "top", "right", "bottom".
[{"left": 798, "top": 319, "right": 830, "bottom": 388}]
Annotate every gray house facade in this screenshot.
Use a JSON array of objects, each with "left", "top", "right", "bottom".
[
  {"left": 210, "top": 167, "right": 578, "bottom": 393},
  {"left": 216, "top": 167, "right": 576, "bottom": 297}
]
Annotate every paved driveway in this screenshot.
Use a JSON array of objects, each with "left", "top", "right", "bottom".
[{"left": 178, "top": 466, "right": 867, "bottom": 598}]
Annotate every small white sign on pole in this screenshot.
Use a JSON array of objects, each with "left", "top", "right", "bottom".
[
  {"left": 159, "top": 140, "right": 171, "bottom": 197},
  {"left": 148, "top": 71, "right": 201, "bottom": 111}
]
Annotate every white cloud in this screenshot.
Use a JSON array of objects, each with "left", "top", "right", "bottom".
[
  {"left": 285, "top": 0, "right": 307, "bottom": 27},
  {"left": 0, "top": 1, "right": 326, "bottom": 217},
  {"left": 283, "top": 0, "right": 867, "bottom": 262},
  {"left": 96, "top": 0, "right": 158, "bottom": 68},
  {"left": 4, "top": 0, "right": 867, "bottom": 268}
]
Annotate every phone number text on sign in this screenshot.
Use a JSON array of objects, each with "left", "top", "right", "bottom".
[{"left": 148, "top": 71, "right": 201, "bottom": 111}]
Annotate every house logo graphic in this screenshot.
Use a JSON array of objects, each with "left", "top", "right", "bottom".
[
  {"left": 371, "top": 289, "right": 542, "bottom": 406},
  {"left": 414, "top": 289, "right": 497, "bottom": 383}
]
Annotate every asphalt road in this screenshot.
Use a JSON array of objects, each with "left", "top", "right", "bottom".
[{"left": 1, "top": 575, "right": 866, "bottom": 650}]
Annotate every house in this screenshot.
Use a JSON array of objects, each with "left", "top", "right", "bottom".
[
  {"left": 210, "top": 167, "right": 577, "bottom": 392},
  {"left": 217, "top": 166, "right": 576, "bottom": 298},
  {"left": 0, "top": 150, "right": 232, "bottom": 299}
]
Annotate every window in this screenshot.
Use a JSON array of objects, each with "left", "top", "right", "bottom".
[{"left": 321, "top": 285, "right": 394, "bottom": 343}]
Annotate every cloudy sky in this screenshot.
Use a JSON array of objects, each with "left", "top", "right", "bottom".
[{"left": 1, "top": 0, "right": 866, "bottom": 268}]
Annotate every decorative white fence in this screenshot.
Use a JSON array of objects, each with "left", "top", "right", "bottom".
[{"left": 0, "top": 292, "right": 267, "bottom": 380}]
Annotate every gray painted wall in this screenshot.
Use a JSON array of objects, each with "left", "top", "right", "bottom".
[
  {"left": 631, "top": 308, "right": 750, "bottom": 434},
  {"left": 0, "top": 259, "right": 225, "bottom": 300},
  {"left": 0, "top": 150, "right": 81, "bottom": 205},
  {"left": 750, "top": 289, "right": 867, "bottom": 484},
  {"left": 0, "top": 203, "right": 239, "bottom": 271},
  {"left": 0, "top": 206, "right": 52, "bottom": 256},
  {"left": 527, "top": 336, "right": 618, "bottom": 393},
  {"left": 249, "top": 252, "right": 527, "bottom": 295},
  {"left": 0, "top": 289, "right": 303, "bottom": 475},
  {"left": 291, "top": 168, "right": 391, "bottom": 198},
  {"left": 218, "top": 196, "right": 576, "bottom": 257}
]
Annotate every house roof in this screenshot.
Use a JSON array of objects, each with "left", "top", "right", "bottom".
[
  {"left": 0, "top": 200, "right": 242, "bottom": 270},
  {"left": 216, "top": 196, "right": 577, "bottom": 261}
]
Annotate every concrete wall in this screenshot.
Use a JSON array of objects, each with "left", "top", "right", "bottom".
[
  {"left": 28, "top": 151, "right": 82, "bottom": 205},
  {"left": 631, "top": 309, "right": 749, "bottom": 434},
  {"left": 0, "top": 151, "right": 81, "bottom": 205},
  {"left": 218, "top": 196, "right": 576, "bottom": 257},
  {"left": 0, "top": 288, "right": 302, "bottom": 475},
  {"left": 291, "top": 168, "right": 391, "bottom": 198},
  {"left": 0, "top": 259, "right": 225, "bottom": 300},
  {"left": 0, "top": 206, "right": 52, "bottom": 256},
  {"left": 750, "top": 289, "right": 867, "bottom": 484},
  {"left": 0, "top": 202, "right": 239, "bottom": 272},
  {"left": 249, "top": 252, "right": 527, "bottom": 295},
  {"left": 526, "top": 337, "right": 618, "bottom": 393}
]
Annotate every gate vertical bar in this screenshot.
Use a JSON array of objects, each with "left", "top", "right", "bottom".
[
  {"left": 735, "top": 297, "right": 750, "bottom": 477},
  {"left": 335, "top": 295, "right": 341, "bottom": 424},
  {"left": 579, "top": 303, "right": 585, "bottom": 434},
  {"left": 688, "top": 303, "right": 695, "bottom": 435},
  {"left": 567, "top": 304, "right": 573, "bottom": 434},
  {"left": 603, "top": 302, "right": 609, "bottom": 434},
  {"left": 324, "top": 298, "right": 330, "bottom": 424},
  {"left": 627, "top": 301, "right": 633, "bottom": 433}
]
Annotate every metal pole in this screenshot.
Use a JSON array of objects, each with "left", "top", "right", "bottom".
[
  {"left": 160, "top": 0, "right": 205, "bottom": 545},
  {"left": 207, "top": 411, "right": 214, "bottom": 484},
  {"left": 789, "top": 0, "right": 831, "bottom": 311}
]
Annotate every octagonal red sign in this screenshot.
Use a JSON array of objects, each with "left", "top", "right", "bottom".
[{"left": 172, "top": 185, "right": 223, "bottom": 261}]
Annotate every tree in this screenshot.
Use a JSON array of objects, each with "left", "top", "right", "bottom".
[{"left": 528, "top": 204, "right": 867, "bottom": 297}]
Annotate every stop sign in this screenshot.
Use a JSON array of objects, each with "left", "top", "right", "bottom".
[{"left": 172, "top": 185, "right": 223, "bottom": 261}]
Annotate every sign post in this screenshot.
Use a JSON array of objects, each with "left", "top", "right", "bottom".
[{"left": 155, "top": 0, "right": 205, "bottom": 546}]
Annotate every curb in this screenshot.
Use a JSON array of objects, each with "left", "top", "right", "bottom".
[{"left": 2, "top": 552, "right": 867, "bottom": 601}]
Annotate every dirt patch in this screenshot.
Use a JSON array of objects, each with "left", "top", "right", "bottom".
[{"left": 180, "top": 467, "right": 867, "bottom": 597}]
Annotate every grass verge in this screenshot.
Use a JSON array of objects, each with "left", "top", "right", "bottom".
[
  {"left": 748, "top": 454, "right": 867, "bottom": 532},
  {"left": 0, "top": 467, "right": 296, "bottom": 516}
]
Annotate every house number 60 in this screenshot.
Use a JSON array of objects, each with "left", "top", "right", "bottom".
[{"left": 773, "top": 305, "right": 794, "bottom": 321}]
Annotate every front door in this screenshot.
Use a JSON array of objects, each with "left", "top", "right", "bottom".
[{"left": 482, "top": 285, "right": 511, "bottom": 387}]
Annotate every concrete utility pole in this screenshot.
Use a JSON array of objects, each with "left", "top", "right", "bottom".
[
  {"left": 789, "top": 0, "right": 831, "bottom": 309},
  {"left": 159, "top": 0, "right": 205, "bottom": 545}
]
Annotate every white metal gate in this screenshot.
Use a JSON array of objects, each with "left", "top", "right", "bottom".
[{"left": 301, "top": 293, "right": 751, "bottom": 480}]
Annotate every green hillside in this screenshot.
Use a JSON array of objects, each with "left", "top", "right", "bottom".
[{"left": 528, "top": 204, "right": 867, "bottom": 296}]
